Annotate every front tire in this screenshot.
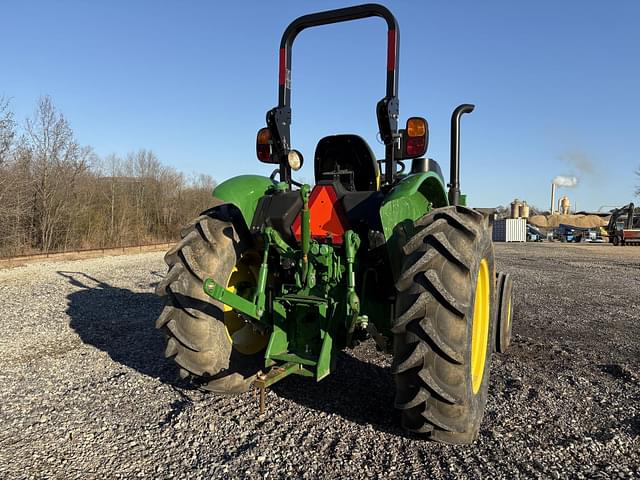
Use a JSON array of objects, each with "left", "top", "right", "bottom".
[
  {"left": 392, "top": 206, "right": 496, "bottom": 444},
  {"left": 495, "top": 272, "right": 514, "bottom": 353}
]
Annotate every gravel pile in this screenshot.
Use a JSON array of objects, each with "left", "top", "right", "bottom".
[
  {"left": 528, "top": 214, "right": 608, "bottom": 228},
  {"left": 0, "top": 243, "right": 638, "bottom": 479}
]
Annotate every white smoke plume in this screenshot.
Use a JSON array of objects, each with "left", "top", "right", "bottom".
[{"left": 552, "top": 175, "right": 578, "bottom": 187}]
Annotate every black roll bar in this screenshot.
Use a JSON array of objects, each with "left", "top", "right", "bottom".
[
  {"left": 267, "top": 3, "right": 400, "bottom": 186},
  {"left": 278, "top": 3, "right": 399, "bottom": 106}
]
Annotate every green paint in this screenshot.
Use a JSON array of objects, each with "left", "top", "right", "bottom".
[
  {"left": 378, "top": 172, "right": 449, "bottom": 283},
  {"left": 265, "top": 302, "right": 289, "bottom": 367},
  {"left": 343, "top": 230, "right": 361, "bottom": 335},
  {"left": 316, "top": 325, "right": 333, "bottom": 380},
  {"left": 269, "top": 353, "right": 317, "bottom": 367},
  {"left": 204, "top": 170, "right": 448, "bottom": 389},
  {"left": 205, "top": 225, "right": 357, "bottom": 386},
  {"left": 264, "top": 227, "right": 294, "bottom": 255},
  {"left": 379, "top": 171, "right": 448, "bottom": 240},
  {"left": 212, "top": 175, "right": 275, "bottom": 228},
  {"left": 253, "top": 234, "right": 271, "bottom": 317},
  {"left": 300, "top": 184, "right": 311, "bottom": 283},
  {"left": 203, "top": 278, "right": 263, "bottom": 320}
]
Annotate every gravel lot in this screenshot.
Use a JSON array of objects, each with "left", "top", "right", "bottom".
[{"left": 0, "top": 243, "right": 638, "bottom": 479}]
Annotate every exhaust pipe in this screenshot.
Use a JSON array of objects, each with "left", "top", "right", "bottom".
[{"left": 448, "top": 104, "right": 475, "bottom": 206}]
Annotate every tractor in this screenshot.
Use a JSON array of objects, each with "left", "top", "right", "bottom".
[{"left": 155, "top": 3, "right": 514, "bottom": 444}]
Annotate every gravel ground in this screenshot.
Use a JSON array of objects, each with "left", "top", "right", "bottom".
[{"left": 0, "top": 243, "right": 638, "bottom": 479}]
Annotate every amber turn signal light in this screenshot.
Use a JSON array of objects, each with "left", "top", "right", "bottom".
[
  {"left": 256, "top": 127, "right": 272, "bottom": 162},
  {"left": 406, "top": 117, "right": 426, "bottom": 137}
]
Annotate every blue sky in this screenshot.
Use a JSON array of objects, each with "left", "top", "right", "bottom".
[{"left": 4, "top": 1, "right": 639, "bottom": 210}]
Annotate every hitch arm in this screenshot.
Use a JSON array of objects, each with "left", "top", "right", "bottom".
[
  {"left": 203, "top": 279, "right": 264, "bottom": 321},
  {"left": 204, "top": 227, "right": 276, "bottom": 320}
]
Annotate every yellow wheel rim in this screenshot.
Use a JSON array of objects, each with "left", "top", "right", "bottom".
[
  {"left": 505, "top": 295, "right": 512, "bottom": 331},
  {"left": 223, "top": 258, "right": 268, "bottom": 355},
  {"left": 471, "top": 259, "right": 490, "bottom": 394}
]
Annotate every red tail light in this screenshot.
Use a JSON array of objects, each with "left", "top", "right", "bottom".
[
  {"left": 406, "top": 136, "right": 426, "bottom": 157},
  {"left": 292, "top": 185, "right": 348, "bottom": 245},
  {"left": 404, "top": 117, "right": 428, "bottom": 158}
]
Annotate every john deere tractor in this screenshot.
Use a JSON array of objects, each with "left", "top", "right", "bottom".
[{"left": 155, "top": 4, "right": 513, "bottom": 444}]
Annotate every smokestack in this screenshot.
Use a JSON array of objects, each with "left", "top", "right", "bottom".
[{"left": 550, "top": 175, "right": 577, "bottom": 215}]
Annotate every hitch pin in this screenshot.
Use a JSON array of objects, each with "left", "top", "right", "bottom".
[{"left": 254, "top": 372, "right": 268, "bottom": 415}]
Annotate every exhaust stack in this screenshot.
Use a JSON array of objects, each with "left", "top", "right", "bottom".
[
  {"left": 550, "top": 183, "right": 556, "bottom": 215},
  {"left": 448, "top": 104, "right": 475, "bottom": 206}
]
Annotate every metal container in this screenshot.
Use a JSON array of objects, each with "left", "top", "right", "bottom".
[
  {"left": 520, "top": 202, "right": 530, "bottom": 218},
  {"left": 559, "top": 196, "right": 571, "bottom": 215},
  {"left": 492, "top": 218, "right": 527, "bottom": 242}
]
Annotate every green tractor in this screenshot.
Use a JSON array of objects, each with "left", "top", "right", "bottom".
[{"left": 155, "top": 3, "right": 513, "bottom": 444}]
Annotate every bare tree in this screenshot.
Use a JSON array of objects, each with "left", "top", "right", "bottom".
[
  {"left": 636, "top": 166, "right": 640, "bottom": 197},
  {"left": 0, "top": 144, "right": 34, "bottom": 256},
  {"left": 0, "top": 94, "right": 218, "bottom": 257},
  {"left": 23, "top": 96, "right": 91, "bottom": 251},
  {"left": 0, "top": 96, "right": 15, "bottom": 205},
  {"left": 103, "top": 154, "right": 123, "bottom": 244},
  {"left": 0, "top": 97, "right": 21, "bottom": 254},
  {"left": 0, "top": 95, "right": 15, "bottom": 165}
]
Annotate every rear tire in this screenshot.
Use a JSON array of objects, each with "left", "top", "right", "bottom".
[
  {"left": 155, "top": 207, "right": 266, "bottom": 393},
  {"left": 392, "top": 206, "right": 496, "bottom": 444}
]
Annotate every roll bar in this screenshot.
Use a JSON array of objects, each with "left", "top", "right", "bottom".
[
  {"left": 278, "top": 3, "right": 399, "bottom": 105},
  {"left": 266, "top": 3, "right": 400, "bottom": 186}
]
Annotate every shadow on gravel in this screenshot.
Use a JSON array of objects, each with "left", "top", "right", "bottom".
[
  {"left": 271, "top": 349, "right": 411, "bottom": 437},
  {"left": 59, "top": 271, "right": 177, "bottom": 384},
  {"left": 598, "top": 364, "right": 638, "bottom": 384},
  {"left": 628, "top": 414, "right": 640, "bottom": 436}
]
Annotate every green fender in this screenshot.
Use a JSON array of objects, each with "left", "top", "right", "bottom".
[
  {"left": 212, "top": 175, "right": 276, "bottom": 228},
  {"left": 379, "top": 171, "right": 449, "bottom": 280},
  {"left": 380, "top": 171, "right": 449, "bottom": 239}
]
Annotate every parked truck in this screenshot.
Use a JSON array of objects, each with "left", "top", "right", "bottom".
[{"left": 607, "top": 203, "right": 640, "bottom": 246}]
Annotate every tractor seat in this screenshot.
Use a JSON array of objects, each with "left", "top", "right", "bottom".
[{"left": 314, "top": 134, "right": 379, "bottom": 191}]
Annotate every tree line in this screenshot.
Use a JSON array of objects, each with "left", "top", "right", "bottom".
[{"left": 0, "top": 95, "right": 216, "bottom": 257}]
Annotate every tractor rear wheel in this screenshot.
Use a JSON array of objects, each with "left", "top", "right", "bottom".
[
  {"left": 392, "top": 206, "right": 496, "bottom": 444},
  {"left": 155, "top": 207, "right": 268, "bottom": 393}
]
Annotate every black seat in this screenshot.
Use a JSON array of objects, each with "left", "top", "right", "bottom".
[{"left": 314, "top": 134, "right": 379, "bottom": 191}]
